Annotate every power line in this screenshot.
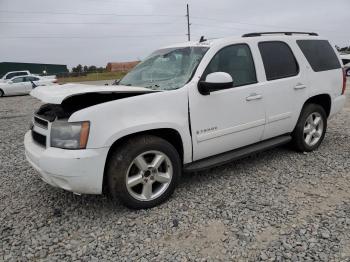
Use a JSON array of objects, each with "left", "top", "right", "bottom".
[
  {"left": 191, "top": 16, "right": 346, "bottom": 35},
  {"left": 192, "top": 23, "right": 243, "bottom": 31},
  {"left": 0, "top": 34, "right": 185, "bottom": 39},
  {"left": 0, "top": 21, "right": 175, "bottom": 25},
  {"left": 0, "top": 10, "right": 184, "bottom": 17}
]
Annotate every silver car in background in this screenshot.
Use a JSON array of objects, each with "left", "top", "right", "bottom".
[
  {"left": 0, "top": 75, "right": 57, "bottom": 97},
  {"left": 340, "top": 53, "right": 350, "bottom": 76}
]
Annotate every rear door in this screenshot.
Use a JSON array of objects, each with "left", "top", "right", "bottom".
[{"left": 258, "top": 40, "right": 309, "bottom": 140}]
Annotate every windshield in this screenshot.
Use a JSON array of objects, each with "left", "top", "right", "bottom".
[{"left": 119, "top": 46, "right": 209, "bottom": 90}]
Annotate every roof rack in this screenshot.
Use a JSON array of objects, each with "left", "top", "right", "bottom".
[{"left": 242, "top": 32, "right": 318, "bottom": 37}]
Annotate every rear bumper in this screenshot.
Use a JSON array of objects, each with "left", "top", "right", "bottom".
[
  {"left": 24, "top": 131, "right": 109, "bottom": 194},
  {"left": 329, "top": 95, "right": 346, "bottom": 118}
]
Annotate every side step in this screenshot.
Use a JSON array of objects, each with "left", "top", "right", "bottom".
[{"left": 183, "top": 135, "right": 292, "bottom": 172}]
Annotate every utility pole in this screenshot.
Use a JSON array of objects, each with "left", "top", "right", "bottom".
[{"left": 186, "top": 4, "right": 191, "bottom": 41}]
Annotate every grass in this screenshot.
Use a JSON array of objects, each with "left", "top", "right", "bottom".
[{"left": 57, "top": 71, "right": 127, "bottom": 84}]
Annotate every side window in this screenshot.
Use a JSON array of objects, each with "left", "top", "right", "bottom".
[
  {"left": 6, "top": 72, "right": 27, "bottom": 79},
  {"left": 12, "top": 77, "right": 24, "bottom": 83},
  {"left": 203, "top": 44, "right": 257, "bottom": 87},
  {"left": 259, "top": 41, "right": 299, "bottom": 81},
  {"left": 25, "top": 76, "right": 39, "bottom": 82},
  {"left": 297, "top": 40, "right": 341, "bottom": 72},
  {"left": 6, "top": 73, "right": 15, "bottom": 79},
  {"left": 16, "top": 72, "right": 28, "bottom": 77}
]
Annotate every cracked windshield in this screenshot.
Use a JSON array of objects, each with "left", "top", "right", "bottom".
[{"left": 119, "top": 46, "right": 209, "bottom": 90}]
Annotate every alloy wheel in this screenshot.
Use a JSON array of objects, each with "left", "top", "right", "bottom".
[
  {"left": 125, "top": 150, "right": 173, "bottom": 201},
  {"left": 303, "top": 112, "right": 324, "bottom": 147}
]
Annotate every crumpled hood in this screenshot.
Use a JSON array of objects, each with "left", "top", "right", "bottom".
[{"left": 30, "top": 83, "right": 155, "bottom": 104}]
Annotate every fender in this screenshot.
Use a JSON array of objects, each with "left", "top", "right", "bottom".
[{"left": 68, "top": 86, "right": 193, "bottom": 164}]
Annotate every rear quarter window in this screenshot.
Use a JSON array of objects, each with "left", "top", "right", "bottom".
[{"left": 297, "top": 40, "right": 341, "bottom": 72}]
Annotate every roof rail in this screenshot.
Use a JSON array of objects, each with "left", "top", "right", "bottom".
[{"left": 242, "top": 32, "right": 318, "bottom": 37}]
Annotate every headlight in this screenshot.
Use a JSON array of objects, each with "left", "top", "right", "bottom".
[{"left": 50, "top": 121, "right": 90, "bottom": 149}]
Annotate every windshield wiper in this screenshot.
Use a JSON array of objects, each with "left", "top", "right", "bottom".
[{"left": 145, "top": 84, "right": 160, "bottom": 90}]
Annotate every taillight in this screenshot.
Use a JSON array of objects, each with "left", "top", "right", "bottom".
[{"left": 342, "top": 68, "right": 347, "bottom": 95}]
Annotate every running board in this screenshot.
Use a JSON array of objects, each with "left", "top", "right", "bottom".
[{"left": 184, "top": 135, "right": 292, "bottom": 172}]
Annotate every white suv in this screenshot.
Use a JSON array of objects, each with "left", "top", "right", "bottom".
[{"left": 25, "top": 32, "right": 347, "bottom": 209}]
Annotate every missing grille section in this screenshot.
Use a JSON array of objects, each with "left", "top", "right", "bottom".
[{"left": 32, "top": 131, "right": 46, "bottom": 147}]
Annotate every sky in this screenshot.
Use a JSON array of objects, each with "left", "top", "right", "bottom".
[{"left": 0, "top": 0, "right": 349, "bottom": 69}]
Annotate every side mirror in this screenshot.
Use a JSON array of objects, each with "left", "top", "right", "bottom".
[
  {"left": 8, "top": 80, "right": 13, "bottom": 84},
  {"left": 198, "top": 72, "right": 233, "bottom": 95}
]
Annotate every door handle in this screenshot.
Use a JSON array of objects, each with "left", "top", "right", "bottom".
[
  {"left": 294, "top": 83, "right": 307, "bottom": 90},
  {"left": 246, "top": 93, "right": 263, "bottom": 101}
]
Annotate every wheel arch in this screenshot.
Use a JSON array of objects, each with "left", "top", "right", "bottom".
[
  {"left": 303, "top": 94, "right": 332, "bottom": 117},
  {"left": 102, "top": 128, "right": 185, "bottom": 192}
]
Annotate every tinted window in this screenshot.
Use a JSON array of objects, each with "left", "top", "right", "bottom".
[
  {"left": 259, "top": 41, "right": 299, "bottom": 80},
  {"left": 6, "top": 72, "right": 27, "bottom": 79},
  {"left": 203, "top": 44, "right": 257, "bottom": 87},
  {"left": 297, "top": 40, "right": 341, "bottom": 72},
  {"left": 12, "top": 77, "right": 25, "bottom": 83},
  {"left": 342, "top": 59, "right": 350, "bottom": 66},
  {"left": 6, "top": 73, "right": 16, "bottom": 79},
  {"left": 25, "top": 76, "right": 39, "bottom": 81}
]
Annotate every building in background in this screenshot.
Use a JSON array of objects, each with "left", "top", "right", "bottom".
[
  {"left": 0, "top": 62, "right": 68, "bottom": 77},
  {"left": 106, "top": 61, "right": 139, "bottom": 72}
]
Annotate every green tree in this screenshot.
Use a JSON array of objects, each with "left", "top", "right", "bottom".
[{"left": 72, "top": 64, "right": 83, "bottom": 73}]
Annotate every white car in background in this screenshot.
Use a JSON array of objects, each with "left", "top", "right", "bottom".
[
  {"left": 0, "top": 75, "right": 57, "bottom": 97},
  {"left": 0, "top": 70, "right": 30, "bottom": 83},
  {"left": 340, "top": 54, "right": 350, "bottom": 76}
]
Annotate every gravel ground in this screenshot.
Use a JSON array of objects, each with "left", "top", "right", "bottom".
[{"left": 1, "top": 88, "right": 349, "bottom": 261}]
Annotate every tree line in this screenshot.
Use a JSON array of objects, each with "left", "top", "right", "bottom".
[{"left": 71, "top": 64, "right": 106, "bottom": 73}]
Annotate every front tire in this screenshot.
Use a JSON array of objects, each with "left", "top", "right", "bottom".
[
  {"left": 347, "top": 69, "right": 350, "bottom": 77},
  {"left": 0, "top": 89, "right": 4, "bottom": 97},
  {"left": 106, "top": 135, "right": 181, "bottom": 209},
  {"left": 292, "top": 103, "right": 327, "bottom": 152}
]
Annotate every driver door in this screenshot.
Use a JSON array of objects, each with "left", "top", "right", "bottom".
[{"left": 189, "top": 43, "right": 266, "bottom": 161}]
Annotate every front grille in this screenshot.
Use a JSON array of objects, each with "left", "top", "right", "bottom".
[
  {"left": 32, "top": 130, "right": 46, "bottom": 147},
  {"left": 34, "top": 116, "right": 48, "bottom": 129}
]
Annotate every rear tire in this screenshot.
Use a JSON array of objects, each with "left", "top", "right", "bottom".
[
  {"left": 291, "top": 103, "right": 327, "bottom": 152},
  {"left": 106, "top": 135, "right": 181, "bottom": 209}
]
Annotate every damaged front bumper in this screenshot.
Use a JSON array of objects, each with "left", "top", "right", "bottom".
[{"left": 24, "top": 131, "right": 109, "bottom": 194}]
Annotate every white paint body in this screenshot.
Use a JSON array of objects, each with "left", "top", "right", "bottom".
[
  {"left": 0, "top": 75, "right": 57, "bottom": 96},
  {"left": 0, "top": 70, "right": 30, "bottom": 83},
  {"left": 24, "top": 35, "right": 347, "bottom": 194}
]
